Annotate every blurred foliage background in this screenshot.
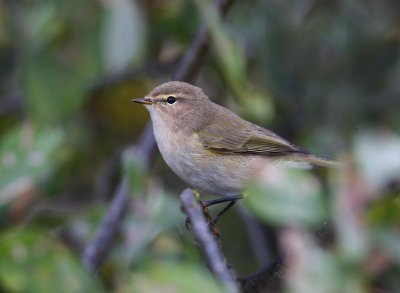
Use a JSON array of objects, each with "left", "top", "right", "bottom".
[{"left": 1, "top": 0, "right": 400, "bottom": 292}]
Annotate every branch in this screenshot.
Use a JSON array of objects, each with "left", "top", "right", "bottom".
[
  {"left": 238, "top": 221, "right": 337, "bottom": 292},
  {"left": 173, "top": 0, "right": 234, "bottom": 82},
  {"left": 239, "top": 256, "right": 284, "bottom": 293},
  {"left": 180, "top": 188, "right": 284, "bottom": 293},
  {"left": 82, "top": 177, "right": 129, "bottom": 272},
  {"left": 180, "top": 189, "right": 240, "bottom": 293},
  {"left": 82, "top": 0, "right": 236, "bottom": 273},
  {"left": 237, "top": 205, "right": 272, "bottom": 265},
  {"left": 0, "top": 92, "right": 24, "bottom": 116}
]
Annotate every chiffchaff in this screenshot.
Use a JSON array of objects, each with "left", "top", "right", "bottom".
[{"left": 133, "top": 81, "right": 338, "bottom": 198}]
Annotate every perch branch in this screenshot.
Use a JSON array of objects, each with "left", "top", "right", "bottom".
[
  {"left": 180, "top": 189, "right": 239, "bottom": 293},
  {"left": 181, "top": 189, "right": 285, "bottom": 293}
]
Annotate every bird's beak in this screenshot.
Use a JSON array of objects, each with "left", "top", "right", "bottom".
[{"left": 132, "top": 97, "right": 153, "bottom": 105}]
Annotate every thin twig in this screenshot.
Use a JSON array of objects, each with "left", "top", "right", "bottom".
[
  {"left": 57, "top": 227, "right": 86, "bottom": 256},
  {"left": 82, "top": 177, "right": 129, "bottom": 272},
  {"left": 0, "top": 92, "right": 24, "bottom": 116},
  {"left": 173, "top": 0, "right": 234, "bottom": 82},
  {"left": 135, "top": 123, "right": 156, "bottom": 170},
  {"left": 237, "top": 205, "right": 272, "bottom": 265},
  {"left": 239, "top": 256, "right": 284, "bottom": 293},
  {"left": 172, "top": 25, "right": 208, "bottom": 82},
  {"left": 82, "top": 0, "right": 236, "bottom": 273},
  {"left": 238, "top": 221, "right": 336, "bottom": 292},
  {"left": 180, "top": 189, "right": 239, "bottom": 293}
]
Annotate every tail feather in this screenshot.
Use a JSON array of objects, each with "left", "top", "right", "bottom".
[{"left": 289, "top": 154, "right": 341, "bottom": 168}]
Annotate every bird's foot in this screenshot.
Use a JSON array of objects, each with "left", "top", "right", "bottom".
[
  {"left": 185, "top": 216, "right": 192, "bottom": 230},
  {"left": 184, "top": 194, "right": 243, "bottom": 239},
  {"left": 202, "top": 195, "right": 243, "bottom": 224},
  {"left": 199, "top": 200, "right": 221, "bottom": 238}
]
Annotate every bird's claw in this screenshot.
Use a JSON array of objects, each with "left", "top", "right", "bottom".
[{"left": 185, "top": 216, "right": 192, "bottom": 230}]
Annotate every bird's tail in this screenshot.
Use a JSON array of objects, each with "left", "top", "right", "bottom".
[{"left": 290, "top": 154, "right": 341, "bottom": 168}]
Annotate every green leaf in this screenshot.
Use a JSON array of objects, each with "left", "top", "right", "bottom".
[
  {"left": 282, "top": 230, "right": 365, "bottom": 293},
  {"left": 367, "top": 196, "right": 400, "bottom": 227},
  {"left": 193, "top": 0, "right": 274, "bottom": 123},
  {"left": 118, "top": 192, "right": 183, "bottom": 265},
  {"left": 22, "top": 0, "right": 103, "bottom": 123},
  {"left": 25, "top": 56, "right": 89, "bottom": 122},
  {"left": 101, "top": 0, "right": 146, "bottom": 72},
  {"left": 0, "top": 124, "right": 63, "bottom": 205},
  {"left": 245, "top": 167, "right": 325, "bottom": 227},
  {"left": 354, "top": 130, "right": 400, "bottom": 193},
  {"left": 373, "top": 229, "right": 400, "bottom": 265},
  {"left": 0, "top": 228, "right": 103, "bottom": 293},
  {"left": 122, "top": 147, "right": 148, "bottom": 196},
  {"left": 125, "top": 261, "right": 223, "bottom": 293}
]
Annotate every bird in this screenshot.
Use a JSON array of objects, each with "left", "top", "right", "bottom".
[{"left": 133, "top": 81, "right": 338, "bottom": 215}]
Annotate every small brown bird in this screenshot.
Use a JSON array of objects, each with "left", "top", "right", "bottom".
[{"left": 133, "top": 81, "right": 338, "bottom": 200}]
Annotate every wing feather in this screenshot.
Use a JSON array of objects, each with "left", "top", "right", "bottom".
[
  {"left": 197, "top": 122, "right": 307, "bottom": 157},
  {"left": 194, "top": 103, "right": 338, "bottom": 167}
]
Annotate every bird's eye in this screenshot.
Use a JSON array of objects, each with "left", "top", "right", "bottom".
[{"left": 166, "top": 96, "right": 177, "bottom": 104}]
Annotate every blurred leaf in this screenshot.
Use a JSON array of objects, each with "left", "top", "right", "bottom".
[
  {"left": 119, "top": 191, "right": 183, "bottom": 265},
  {"left": 193, "top": 0, "right": 273, "bottom": 123},
  {"left": 21, "top": 0, "right": 103, "bottom": 123},
  {"left": 102, "top": 0, "right": 146, "bottom": 72},
  {"left": 123, "top": 261, "right": 223, "bottom": 293},
  {"left": 122, "top": 146, "right": 148, "bottom": 195},
  {"left": 282, "top": 229, "right": 365, "bottom": 293},
  {"left": 354, "top": 129, "right": 400, "bottom": 193},
  {"left": 0, "top": 228, "right": 103, "bottom": 293},
  {"left": 333, "top": 162, "right": 370, "bottom": 263},
  {"left": 239, "top": 89, "right": 274, "bottom": 123},
  {"left": 25, "top": 57, "right": 90, "bottom": 122},
  {"left": 151, "top": 192, "right": 184, "bottom": 230},
  {"left": 0, "top": 124, "right": 63, "bottom": 205},
  {"left": 373, "top": 229, "right": 400, "bottom": 264},
  {"left": 245, "top": 166, "right": 325, "bottom": 227},
  {"left": 24, "top": 1, "right": 58, "bottom": 49},
  {"left": 367, "top": 196, "right": 400, "bottom": 227}
]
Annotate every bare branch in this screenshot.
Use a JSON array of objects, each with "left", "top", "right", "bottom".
[
  {"left": 0, "top": 92, "right": 24, "bottom": 116},
  {"left": 82, "top": 177, "right": 129, "bottom": 272},
  {"left": 239, "top": 256, "right": 284, "bottom": 293},
  {"left": 57, "top": 227, "right": 86, "bottom": 256},
  {"left": 135, "top": 123, "right": 156, "bottom": 170},
  {"left": 180, "top": 188, "right": 239, "bottom": 293},
  {"left": 173, "top": 0, "right": 234, "bottom": 82},
  {"left": 237, "top": 205, "right": 272, "bottom": 265}
]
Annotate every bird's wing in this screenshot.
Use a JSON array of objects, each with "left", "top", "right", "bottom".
[{"left": 197, "top": 123, "right": 307, "bottom": 157}]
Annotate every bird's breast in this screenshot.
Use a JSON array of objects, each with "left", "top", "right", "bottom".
[{"left": 152, "top": 119, "right": 262, "bottom": 196}]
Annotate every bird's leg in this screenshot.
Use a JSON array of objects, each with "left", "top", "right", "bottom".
[
  {"left": 211, "top": 200, "right": 238, "bottom": 224},
  {"left": 185, "top": 198, "right": 221, "bottom": 238},
  {"left": 202, "top": 195, "right": 243, "bottom": 224},
  {"left": 185, "top": 194, "right": 243, "bottom": 230},
  {"left": 203, "top": 195, "right": 243, "bottom": 208}
]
